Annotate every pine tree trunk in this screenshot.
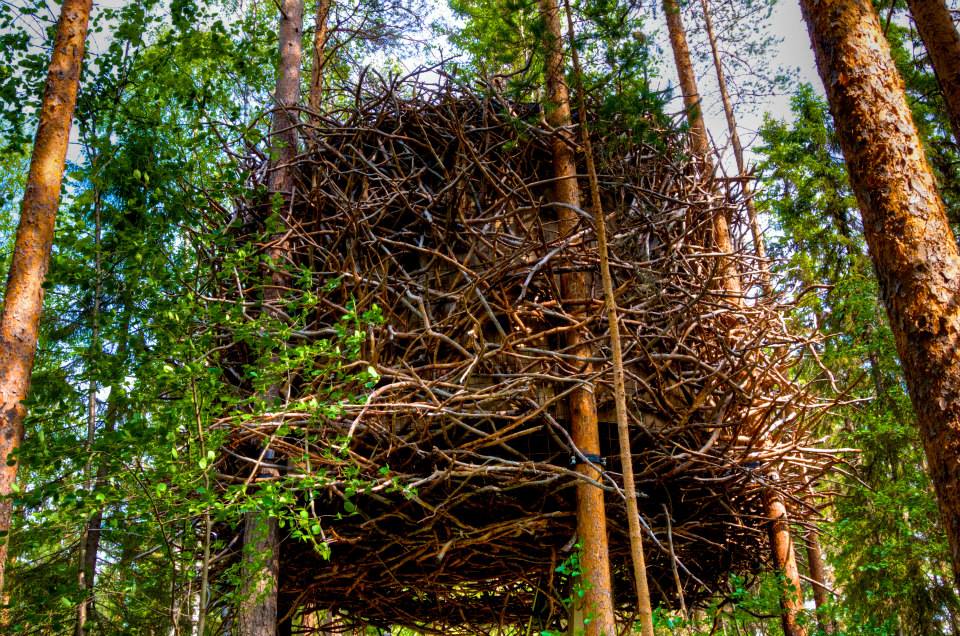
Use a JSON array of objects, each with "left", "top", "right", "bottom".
[
  {"left": 309, "top": 0, "right": 332, "bottom": 114},
  {"left": 800, "top": 0, "right": 960, "bottom": 586},
  {"left": 239, "top": 2, "right": 304, "bottom": 634},
  {"left": 805, "top": 527, "right": 836, "bottom": 634},
  {"left": 663, "top": 4, "right": 806, "bottom": 628},
  {"left": 905, "top": 0, "right": 960, "bottom": 144},
  {"left": 763, "top": 480, "right": 807, "bottom": 636},
  {"left": 269, "top": 0, "right": 304, "bottom": 199},
  {"left": 239, "top": 513, "right": 280, "bottom": 635},
  {"left": 661, "top": 0, "right": 741, "bottom": 297},
  {"left": 537, "top": 1, "right": 617, "bottom": 634},
  {"left": 0, "top": 0, "right": 92, "bottom": 597},
  {"left": 560, "top": 0, "right": 654, "bottom": 631},
  {"left": 698, "top": 0, "right": 770, "bottom": 292}
]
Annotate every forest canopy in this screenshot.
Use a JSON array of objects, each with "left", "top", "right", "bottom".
[{"left": 1, "top": 1, "right": 960, "bottom": 635}]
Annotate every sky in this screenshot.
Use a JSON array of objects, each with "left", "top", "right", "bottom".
[
  {"left": 653, "top": 0, "right": 824, "bottom": 166},
  {"left": 5, "top": 0, "right": 827, "bottom": 170},
  {"left": 420, "top": 0, "right": 826, "bottom": 168}
]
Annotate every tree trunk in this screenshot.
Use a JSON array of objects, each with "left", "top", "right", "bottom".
[
  {"left": 661, "top": 0, "right": 741, "bottom": 297},
  {"left": 560, "top": 0, "right": 654, "bottom": 632},
  {"left": 763, "top": 479, "right": 807, "bottom": 636},
  {"left": 905, "top": 0, "right": 960, "bottom": 144},
  {"left": 239, "top": 2, "right": 304, "bottom": 635},
  {"left": 239, "top": 513, "right": 280, "bottom": 635},
  {"left": 309, "top": 0, "right": 332, "bottom": 114},
  {"left": 269, "top": 0, "right": 304, "bottom": 199},
  {"left": 805, "top": 526, "right": 836, "bottom": 634},
  {"left": 77, "top": 335, "right": 128, "bottom": 635},
  {"left": 75, "top": 181, "right": 104, "bottom": 636},
  {"left": 662, "top": 5, "right": 805, "bottom": 629},
  {"left": 698, "top": 0, "right": 770, "bottom": 293},
  {"left": 537, "top": 1, "right": 617, "bottom": 635},
  {"left": 800, "top": 0, "right": 960, "bottom": 585},
  {"left": 0, "top": 0, "right": 93, "bottom": 597}
]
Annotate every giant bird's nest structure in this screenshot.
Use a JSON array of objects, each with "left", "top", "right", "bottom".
[{"left": 208, "top": 77, "right": 836, "bottom": 634}]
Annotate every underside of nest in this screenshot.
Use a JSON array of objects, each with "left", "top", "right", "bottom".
[{"left": 209, "top": 76, "right": 834, "bottom": 634}]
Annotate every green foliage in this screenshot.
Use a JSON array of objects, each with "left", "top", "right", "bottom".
[
  {"left": 757, "top": 84, "right": 960, "bottom": 636},
  {"left": 445, "top": 0, "right": 667, "bottom": 135},
  {"left": 4, "top": 0, "right": 960, "bottom": 633},
  {"left": 0, "top": 0, "right": 383, "bottom": 632},
  {"left": 648, "top": 572, "right": 811, "bottom": 636}
]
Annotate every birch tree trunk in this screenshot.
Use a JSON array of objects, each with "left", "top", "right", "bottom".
[
  {"left": 800, "top": 0, "right": 960, "bottom": 585},
  {"left": 0, "top": 0, "right": 93, "bottom": 597},
  {"left": 905, "top": 0, "right": 960, "bottom": 144},
  {"left": 239, "top": 2, "right": 304, "bottom": 634},
  {"left": 537, "top": 1, "right": 617, "bottom": 634}
]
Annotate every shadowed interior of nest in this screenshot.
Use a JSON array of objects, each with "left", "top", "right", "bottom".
[{"left": 214, "top": 81, "right": 829, "bottom": 633}]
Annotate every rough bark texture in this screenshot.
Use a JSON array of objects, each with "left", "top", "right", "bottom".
[
  {"left": 538, "top": 1, "right": 616, "bottom": 634},
  {"left": 805, "top": 528, "right": 836, "bottom": 634},
  {"left": 269, "top": 0, "right": 304, "bottom": 199},
  {"left": 239, "top": 513, "right": 281, "bottom": 636},
  {"left": 763, "top": 479, "right": 807, "bottom": 636},
  {"left": 0, "top": 0, "right": 92, "bottom": 596},
  {"left": 699, "top": 0, "right": 770, "bottom": 292},
  {"left": 800, "top": 0, "right": 960, "bottom": 585},
  {"left": 309, "top": 0, "right": 331, "bottom": 114},
  {"left": 560, "top": 1, "right": 654, "bottom": 632},
  {"left": 240, "top": 2, "right": 304, "bottom": 634},
  {"left": 906, "top": 0, "right": 960, "bottom": 144},
  {"left": 661, "top": 0, "right": 741, "bottom": 296}
]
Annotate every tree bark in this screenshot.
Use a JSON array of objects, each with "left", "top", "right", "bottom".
[
  {"left": 0, "top": 0, "right": 93, "bottom": 597},
  {"left": 309, "top": 0, "right": 332, "bottom": 115},
  {"left": 269, "top": 0, "right": 304, "bottom": 199},
  {"left": 560, "top": 1, "right": 654, "bottom": 632},
  {"left": 537, "top": 1, "right": 616, "bottom": 635},
  {"left": 764, "top": 479, "right": 807, "bottom": 636},
  {"left": 800, "top": 0, "right": 960, "bottom": 586},
  {"left": 239, "top": 512, "right": 280, "bottom": 636},
  {"left": 698, "top": 0, "right": 770, "bottom": 293},
  {"left": 661, "top": 0, "right": 741, "bottom": 297},
  {"left": 805, "top": 526, "right": 836, "bottom": 634},
  {"left": 905, "top": 0, "right": 960, "bottom": 144},
  {"left": 662, "top": 4, "right": 805, "bottom": 629},
  {"left": 239, "top": 2, "right": 304, "bottom": 635}
]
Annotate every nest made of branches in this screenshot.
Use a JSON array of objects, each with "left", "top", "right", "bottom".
[{"left": 208, "top": 75, "right": 835, "bottom": 634}]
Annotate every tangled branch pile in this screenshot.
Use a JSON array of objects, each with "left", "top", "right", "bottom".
[{"left": 211, "top": 76, "right": 835, "bottom": 633}]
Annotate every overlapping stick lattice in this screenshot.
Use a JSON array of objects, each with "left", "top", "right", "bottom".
[{"left": 212, "top": 79, "right": 833, "bottom": 633}]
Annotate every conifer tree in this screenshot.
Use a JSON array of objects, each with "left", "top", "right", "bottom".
[
  {"left": 698, "top": 0, "right": 769, "bottom": 291},
  {"left": 537, "top": 1, "right": 616, "bottom": 633},
  {"left": 801, "top": 0, "right": 960, "bottom": 586},
  {"left": 239, "top": 2, "right": 304, "bottom": 634},
  {"left": 662, "top": 0, "right": 741, "bottom": 295},
  {"left": 0, "top": 0, "right": 93, "bottom": 597},
  {"left": 905, "top": 0, "right": 960, "bottom": 144},
  {"left": 662, "top": 3, "right": 805, "bottom": 633}
]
